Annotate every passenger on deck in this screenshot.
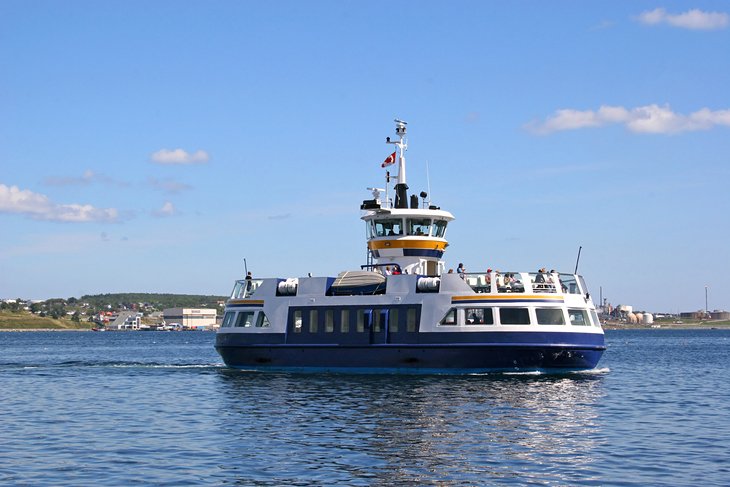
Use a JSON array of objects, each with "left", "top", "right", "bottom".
[
  {"left": 384, "top": 266, "right": 392, "bottom": 275},
  {"left": 535, "top": 268, "right": 546, "bottom": 284},
  {"left": 457, "top": 263, "right": 466, "bottom": 279},
  {"left": 392, "top": 265, "right": 402, "bottom": 275}
]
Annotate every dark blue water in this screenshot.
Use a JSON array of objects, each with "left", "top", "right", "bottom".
[{"left": 1, "top": 329, "right": 729, "bottom": 486}]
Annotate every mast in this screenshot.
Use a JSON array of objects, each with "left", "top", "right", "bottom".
[{"left": 387, "top": 119, "right": 408, "bottom": 208}]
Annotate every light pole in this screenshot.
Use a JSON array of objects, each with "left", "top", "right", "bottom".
[{"left": 705, "top": 286, "right": 709, "bottom": 316}]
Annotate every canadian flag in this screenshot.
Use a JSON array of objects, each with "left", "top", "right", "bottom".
[{"left": 381, "top": 152, "right": 397, "bottom": 168}]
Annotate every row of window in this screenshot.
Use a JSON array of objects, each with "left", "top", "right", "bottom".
[
  {"left": 367, "top": 218, "right": 448, "bottom": 238},
  {"left": 221, "top": 310, "right": 270, "bottom": 328},
  {"left": 291, "top": 307, "right": 419, "bottom": 334},
  {"left": 440, "top": 307, "right": 601, "bottom": 327}
]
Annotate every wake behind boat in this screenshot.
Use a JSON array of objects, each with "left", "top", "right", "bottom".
[{"left": 215, "top": 120, "right": 605, "bottom": 372}]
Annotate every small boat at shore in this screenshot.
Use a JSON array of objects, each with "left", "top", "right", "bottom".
[{"left": 215, "top": 120, "right": 605, "bottom": 373}]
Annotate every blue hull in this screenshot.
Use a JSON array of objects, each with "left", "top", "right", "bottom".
[{"left": 215, "top": 331, "right": 605, "bottom": 373}]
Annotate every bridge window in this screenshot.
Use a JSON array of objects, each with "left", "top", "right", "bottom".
[
  {"left": 373, "top": 218, "right": 403, "bottom": 237},
  {"left": 590, "top": 310, "right": 601, "bottom": 327},
  {"left": 433, "top": 220, "right": 448, "bottom": 238},
  {"left": 499, "top": 307, "right": 530, "bottom": 325},
  {"left": 407, "top": 218, "right": 431, "bottom": 236},
  {"left": 536, "top": 308, "right": 565, "bottom": 325}
]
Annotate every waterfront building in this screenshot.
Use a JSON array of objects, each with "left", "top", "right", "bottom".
[{"left": 162, "top": 308, "right": 217, "bottom": 329}]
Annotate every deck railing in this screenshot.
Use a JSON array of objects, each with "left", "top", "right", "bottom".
[{"left": 460, "top": 272, "right": 581, "bottom": 295}]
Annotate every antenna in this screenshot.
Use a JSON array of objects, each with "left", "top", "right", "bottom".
[
  {"left": 425, "top": 159, "right": 432, "bottom": 206},
  {"left": 244, "top": 258, "right": 248, "bottom": 276},
  {"left": 574, "top": 246, "right": 582, "bottom": 274}
]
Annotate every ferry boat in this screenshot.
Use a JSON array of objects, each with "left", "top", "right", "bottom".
[{"left": 215, "top": 120, "right": 605, "bottom": 373}]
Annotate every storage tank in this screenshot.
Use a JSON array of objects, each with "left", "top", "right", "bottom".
[
  {"left": 643, "top": 313, "right": 654, "bottom": 325},
  {"left": 635, "top": 312, "right": 643, "bottom": 323},
  {"left": 627, "top": 312, "right": 637, "bottom": 324}
]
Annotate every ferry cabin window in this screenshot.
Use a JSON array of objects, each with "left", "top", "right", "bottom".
[
  {"left": 440, "top": 308, "right": 457, "bottom": 326},
  {"left": 390, "top": 308, "right": 399, "bottom": 333},
  {"left": 309, "top": 309, "right": 318, "bottom": 333},
  {"left": 407, "top": 308, "right": 417, "bottom": 332},
  {"left": 374, "top": 219, "right": 403, "bottom": 237},
  {"left": 407, "top": 218, "right": 431, "bottom": 236},
  {"left": 235, "top": 311, "right": 255, "bottom": 327},
  {"left": 590, "top": 309, "right": 601, "bottom": 327},
  {"left": 568, "top": 309, "right": 590, "bottom": 326},
  {"left": 292, "top": 310, "right": 303, "bottom": 333},
  {"left": 222, "top": 311, "right": 236, "bottom": 327},
  {"left": 356, "top": 309, "right": 366, "bottom": 332},
  {"left": 371, "top": 310, "right": 382, "bottom": 332},
  {"left": 432, "top": 220, "right": 447, "bottom": 238},
  {"left": 536, "top": 308, "right": 565, "bottom": 325},
  {"left": 340, "top": 309, "right": 350, "bottom": 333},
  {"left": 325, "top": 309, "right": 334, "bottom": 333},
  {"left": 255, "top": 312, "right": 271, "bottom": 328},
  {"left": 498, "top": 307, "right": 530, "bottom": 325},
  {"left": 465, "top": 308, "right": 494, "bottom": 325}
]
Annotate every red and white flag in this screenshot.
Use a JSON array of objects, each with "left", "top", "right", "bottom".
[{"left": 381, "top": 152, "right": 397, "bottom": 168}]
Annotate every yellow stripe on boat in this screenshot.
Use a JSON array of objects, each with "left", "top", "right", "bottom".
[
  {"left": 368, "top": 239, "right": 447, "bottom": 250},
  {"left": 452, "top": 295, "right": 565, "bottom": 303}
]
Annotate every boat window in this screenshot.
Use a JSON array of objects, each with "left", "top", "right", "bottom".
[
  {"left": 372, "top": 310, "right": 382, "bottom": 332},
  {"left": 325, "top": 309, "right": 334, "bottom": 333},
  {"left": 568, "top": 309, "right": 590, "bottom": 326},
  {"left": 309, "top": 309, "right": 318, "bottom": 333},
  {"left": 356, "top": 309, "right": 366, "bottom": 332},
  {"left": 433, "top": 220, "right": 448, "bottom": 238},
  {"left": 407, "top": 218, "right": 431, "bottom": 236},
  {"left": 222, "top": 311, "right": 236, "bottom": 328},
  {"left": 440, "top": 308, "right": 457, "bottom": 326},
  {"left": 255, "top": 311, "right": 271, "bottom": 328},
  {"left": 407, "top": 307, "right": 417, "bottom": 332},
  {"left": 373, "top": 218, "right": 403, "bottom": 237},
  {"left": 292, "top": 310, "right": 302, "bottom": 333},
  {"left": 499, "top": 307, "right": 531, "bottom": 325},
  {"left": 340, "top": 309, "right": 350, "bottom": 333},
  {"left": 390, "top": 308, "right": 399, "bottom": 332},
  {"left": 590, "top": 310, "right": 601, "bottom": 327},
  {"left": 231, "top": 281, "right": 245, "bottom": 299},
  {"left": 465, "top": 308, "right": 494, "bottom": 325},
  {"left": 235, "top": 311, "right": 255, "bottom": 327},
  {"left": 536, "top": 308, "right": 565, "bottom": 325}
]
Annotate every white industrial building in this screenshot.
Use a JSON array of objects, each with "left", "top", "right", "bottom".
[{"left": 162, "top": 308, "right": 218, "bottom": 330}]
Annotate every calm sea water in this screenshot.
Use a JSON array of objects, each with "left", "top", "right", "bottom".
[{"left": 1, "top": 329, "right": 729, "bottom": 486}]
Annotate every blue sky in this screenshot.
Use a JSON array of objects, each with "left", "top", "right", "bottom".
[{"left": 1, "top": 1, "right": 728, "bottom": 313}]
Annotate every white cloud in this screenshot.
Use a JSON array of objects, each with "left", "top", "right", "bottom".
[
  {"left": 636, "top": 8, "right": 729, "bottom": 30},
  {"left": 150, "top": 148, "right": 210, "bottom": 165},
  {"left": 153, "top": 201, "right": 176, "bottom": 217},
  {"left": 526, "top": 104, "right": 730, "bottom": 135},
  {"left": 0, "top": 184, "right": 118, "bottom": 222}
]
